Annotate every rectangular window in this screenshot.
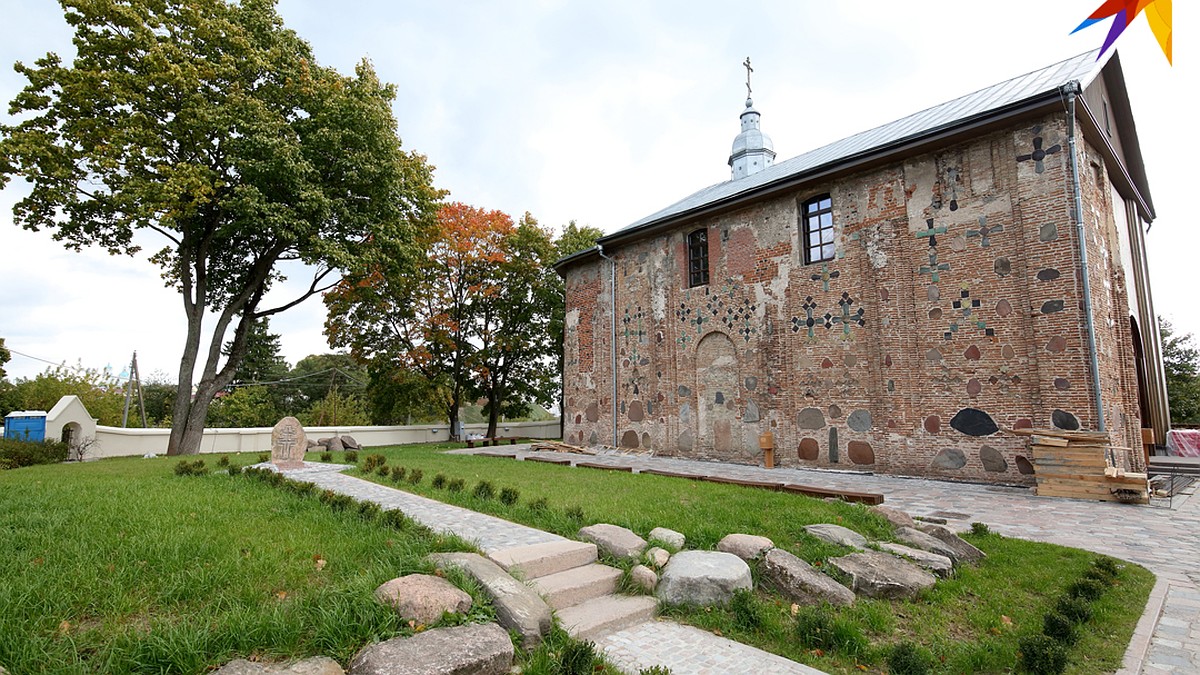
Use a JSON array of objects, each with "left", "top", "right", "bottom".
[
  {"left": 687, "top": 228, "right": 709, "bottom": 287},
  {"left": 802, "top": 195, "right": 834, "bottom": 264}
]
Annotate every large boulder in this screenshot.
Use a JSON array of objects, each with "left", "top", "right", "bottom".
[
  {"left": 759, "top": 548, "right": 855, "bottom": 606},
  {"left": 915, "top": 522, "right": 987, "bottom": 563},
  {"left": 716, "top": 533, "right": 774, "bottom": 561},
  {"left": 321, "top": 437, "right": 345, "bottom": 452},
  {"left": 578, "top": 524, "right": 647, "bottom": 561},
  {"left": 804, "top": 524, "right": 868, "bottom": 549},
  {"left": 828, "top": 550, "right": 937, "bottom": 600},
  {"left": 894, "top": 527, "right": 962, "bottom": 564},
  {"left": 427, "top": 553, "right": 551, "bottom": 649},
  {"left": 214, "top": 658, "right": 343, "bottom": 675},
  {"left": 657, "top": 550, "right": 752, "bottom": 606},
  {"left": 374, "top": 574, "right": 473, "bottom": 624},
  {"left": 340, "top": 435, "right": 361, "bottom": 450},
  {"left": 877, "top": 543, "right": 955, "bottom": 578},
  {"left": 870, "top": 505, "right": 916, "bottom": 529},
  {"left": 348, "top": 622, "right": 512, "bottom": 675},
  {"left": 649, "top": 527, "right": 686, "bottom": 550}
]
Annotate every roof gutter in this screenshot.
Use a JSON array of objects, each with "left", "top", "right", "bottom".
[{"left": 1064, "top": 82, "right": 1106, "bottom": 432}]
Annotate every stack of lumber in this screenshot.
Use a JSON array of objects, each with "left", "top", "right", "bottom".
[
  {"left": 529, "top": 440, "right": 597, "bottom": 455},
  {"left": 1012, "top": 428, "right": 1148, "bottom": 503}
]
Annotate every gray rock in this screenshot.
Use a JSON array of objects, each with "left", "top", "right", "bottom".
[
  {"left": 631, "top": 564, "right": 658, "bottom": 592},
  {"left": 348, "top": 622, "right": 513, "bottom": 675},
  {"left": 657, "top": 550, "right": 752, "bottom": 606},
  {"left": 646, "top": 546, "right": 670, "bottom": 569},
  {"left": 214, "top": 658, "right": 343, "bottom": 675},
  {"left": 877, "top": 543, "right": 955, "bottom": 578},
  {"left": 649, "top": 527, "right": 686, "bottom": 551},
  {"left": 915, "top": 522, "right": 987, "bottom": 563},
  {"left": 325, "top": 437, "right": 345, "bottom": 452},
  {"left": 759, "top": 548, "right": 855, "bottom": 607},
  {"left": 427, "top": 553, "right": 551, "bottom": 649},
  {"left": 827, "top": 550, "right": 937, "bottom": 600},
  {"left": 340, "top": 435, "right": 361, "bottom": 450},
  {"left": 716, "top": 533, "right": 774, "bottom": 561},
  {"left": 578, "top": 523, "right": 647, "bottom": 561},
  {"left": 306, "top": 439, "right": 320, "bottom": 449},
  {"left": 374, "top": 574, "right": 473, "bottom": 624},
  {"left": 894, "top": 527, "right": 962, "bottom": 564},
  {"left": 804, "top": 524, "right": 868, "bottom": 549},
  {"left": 870, "top": 505, "right": 916, "bottom": 530}
]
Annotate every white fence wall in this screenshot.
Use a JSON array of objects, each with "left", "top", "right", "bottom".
[{"left": 88, "top": 420, "right": 561, "bottom": 459}]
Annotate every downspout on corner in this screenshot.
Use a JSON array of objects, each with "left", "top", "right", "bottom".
[
  {"left": 596, "top": 244, "right": 619, "bottom": 447},
  {"left": 1064, "top": 82, "right": 1106, "bottom": 432}
]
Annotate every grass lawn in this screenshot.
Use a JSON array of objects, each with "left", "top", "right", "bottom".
[
  {"left": 0, "top": 454, "right": 618, "bottom": 674},
  {"left": 338, "top": 442, "right": 1157, "bottom": 674}
]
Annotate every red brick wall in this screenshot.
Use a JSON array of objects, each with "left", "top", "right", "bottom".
[{"left": 560, "top": 113, "right": 1144, "bottom": 483}]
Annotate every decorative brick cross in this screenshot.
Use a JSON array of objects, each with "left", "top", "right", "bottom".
[
  {"left": 965, "top": 216, "right": 1003, "bottom": 248},
  {"left": 810, "top": 264, "right": 840, "bottom": 292},
  {"left": 1016, "top": 133, "right": 1061, "bottom": 174},
  {"left": 915, "top": 218, "right": 947, "bottom": 246}
]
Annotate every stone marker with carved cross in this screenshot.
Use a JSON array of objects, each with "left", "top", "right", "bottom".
[{"left": 271, "top": 417, "right": 307, "bottom": 469}]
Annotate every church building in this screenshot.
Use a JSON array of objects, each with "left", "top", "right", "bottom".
[{"left": 555, "top": 51, "right": 1168, "bottom": 484}]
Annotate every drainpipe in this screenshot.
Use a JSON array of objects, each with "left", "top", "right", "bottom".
[
  {"left": 596, "top": 244, "right": 619, "bottom": 446},
  {"left": 1064, "top": 83, "right": 1106, "bottom": 431}
]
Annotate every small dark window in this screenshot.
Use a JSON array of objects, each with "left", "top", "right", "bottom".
[
  {"left": 802, "top": 195, "right": 835, "bottom": 264},
  {"left": 687, "top": 228, "right": 709, "bottom": 287}
]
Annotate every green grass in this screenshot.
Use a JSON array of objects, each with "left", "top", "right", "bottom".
[
  {"left": 341, "top": 443, "right": 1157, "bottom": 674},
  {"left": 0, "top": 454, "right": 482, "bottom": 674}
]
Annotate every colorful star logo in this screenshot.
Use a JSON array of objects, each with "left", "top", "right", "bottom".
[{"left": 1073, "top": 0, "right": 1172, "bottom": 65}]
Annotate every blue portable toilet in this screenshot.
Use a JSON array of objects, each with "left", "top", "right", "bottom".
[{"left": 4, "top": 411, "right": 48, "bottom": 442}]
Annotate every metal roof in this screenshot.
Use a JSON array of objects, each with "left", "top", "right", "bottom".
[{"left": 610, "top": 50, "right": 1104, "bottom": 239}]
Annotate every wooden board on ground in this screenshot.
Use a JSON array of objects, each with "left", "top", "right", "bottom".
[
  {"left": 574, "top": 462, "right": 634, "bottom": 472},
  {"left": 529, "top": 440, "right": 598, "bottom": 455},
  {"left": 523, "top": 455, "right": 572, "bottom": 465}
]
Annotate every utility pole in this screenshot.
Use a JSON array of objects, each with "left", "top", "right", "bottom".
[{"left": 121, "top": 351, "right": 148, "bottom": 428}]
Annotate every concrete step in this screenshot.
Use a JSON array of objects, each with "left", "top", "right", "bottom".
[
  {"left": 488, "top": 540, "right": 598, "bottom": 579},
  {"left": 557, "top": 595, "right": 659, "bottom": 642},
  {"left": 530, "top": 563, "right": 623, "bottom": 610}
]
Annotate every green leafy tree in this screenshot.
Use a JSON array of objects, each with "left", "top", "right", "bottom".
[
  {"left": 205, "top": 385, "right": 278, "bottom": 428},
  {"left": 365, "top": 365, "right": 444, "bottom": 425},
  {"left": 283, "top": 353, "right": 367, "bottom": 416},
  {"left": 0, "top": 0, "right": 440, "bottom": 454},
  {"left": 140, "top": 371, "right": 178, "bottom": 427},
  {"left": 1162, "top": 317, "right": 1200, "bottom": 425},
  {"left": 475, "top": 213, "right": 561, "bottom": 437},
  {"left": 299, "top": 388, "right": 371, "bottom": 427},
  {"left": 224, "top": 318, "right": 289, "bottom": 389},
  {"left": 5, "top": 364, "right": 126, "bottom": 425},
  {"left": 0, "top": 337, "right": 10, "bottom": 379},
  {"left": 555, "top": 221, "right": 605, "bottom": 259}
]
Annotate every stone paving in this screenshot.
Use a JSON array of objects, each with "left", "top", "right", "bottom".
[
  {"left": 452, "top": 447, "right": 1200, "bottom": 674},
  {"left": 278, "top": 462, "right": 821, "bottom": 674}
]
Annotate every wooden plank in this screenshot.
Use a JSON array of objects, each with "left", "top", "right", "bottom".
[
  {"left": 575, "top": 462, "right": 634, "bottom": 472},
  {"left": 639, "top": 468, "right": 703, "bottom": 480},
  {"left": 1031, "top": 435, "right": 1070, "bottom": 447},
  {"left": 523, "top": 455, "right": 572, "bottom": 465},
  {"left": 777, "top": 483, "right": 885, "bottom": 505},
  {"left": 704, "top": 475, "right": 784, "bottom": 490}
]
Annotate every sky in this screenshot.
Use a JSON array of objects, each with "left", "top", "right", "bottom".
[{"left": 0, "top": 0, "right": 1194, "bottom": 384}]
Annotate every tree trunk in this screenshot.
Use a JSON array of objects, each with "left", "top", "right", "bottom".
[
  {"left": 486, "top": 386, "right": 500, "bottom": 439},
  {"left": 448, "top": 402, "right": 461, "bottom": 441}
]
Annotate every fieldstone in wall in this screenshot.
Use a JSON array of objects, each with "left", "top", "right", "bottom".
[
  {"left": 585, "top": 402, "right": 600, "bottom": 423},
  {"left": 931, "top": 448, "right": 967, "bottom": 470},
  {"left": 620, "top": 430, "right": 640, "bottom": 448},
  {"left": 797, "top": 408, "right": 826, "bottom": 430},
  {"left": 949, "top": 408, "right": 999, "bottom": 436},
  {"left": 979, "top": 446, "right": 1008, "bottom": 472},
  {"left": 847, "top": 409, "right": 872, "bottom": 432},
  {"left": 847, "top": 441, "right": 875, "bottom": 465},
  {"left": 1052, "top": 409, "right": 1081, "bottom": 431},
  {"left": 628, "top": 400, "right": 645, "bottom": 422},
  {"left": 743, "top": 399, "right": 760, "bottom": 423},
  {"left": 798, "top": 438, "right": 820, "bottom": 461},
  {"left": 1015, "top": 456, "right": 1036, "bottom": 474}
]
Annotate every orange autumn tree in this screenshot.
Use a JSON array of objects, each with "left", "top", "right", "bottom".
[{"left": 325, "top": 202, "right": 515, "bottom": 436}]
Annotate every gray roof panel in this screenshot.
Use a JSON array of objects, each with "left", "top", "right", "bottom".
[{"left": 612, "top": 50, "right": 1102, "bottom": 237}]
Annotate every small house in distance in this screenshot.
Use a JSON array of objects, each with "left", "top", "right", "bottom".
[{"left": 555, "top": 51, "right": 1168, "bottom": 484}]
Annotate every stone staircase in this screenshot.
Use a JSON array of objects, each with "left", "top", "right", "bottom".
[{"left": 488, "top": 540, "right": 658, "bottom": 641}]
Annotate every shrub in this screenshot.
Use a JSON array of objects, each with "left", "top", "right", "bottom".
[
  {"left": 380, "top": 509, "right": 410, "bottom": 530},
  {"left": 1069, "top": 577, "right": 1107, "bottom": 602},
  {"left": 565, "top": 505, "right": 585, "bottom": 522},
  {"left": 528, "top": 497, "right": 549, "bottom": 512},
  {"left": 344, "top": 450, "right": 358, "bottom": 463},
  {"left": 1017, "top": 634, "right": 1068, "bottom": 674},
  {"left": 362, "top": 453, "right": 386, "bottom": 472},
  {"left": 432, "top": 473, "right": 447, "bottom": 489},
  {"left": 173, "top": 459, "right": 208, "bottom": 476},
  {"left": 375, "top": 464, "right": 390, "bottom": 477},
  {"left": 638, "top": 668, "right": 672, "bottom": 675},
  {"left": 473, "top": 480, "right": 495, "bottom": 500},
  {"left": 1089, "top": 556, "right": 1121, "bottom": 583},
  {"left": 407, "top": 469, "right": 423, "bottom": 485},
  {"left": 320, "top": 451, "right": 332, "bottom": 462},
  {"left": 888, "top": 641, "right": 936, "bottom": 675},
  {"left": 499, "top": 487, "right": 520, "bottom": 506},
  {"left": 357, "top": 500, "right": 382, "bottom": 521},
  {"left": 0, "top": 438, "right": 69, "bottom": 469},
  {"left": 447, "top": 478, "right": 465, "bottom": 492},
  {"left": 970, "top": 521, "right": 991, "bottom": 536},
  {"left": 227, "top": 465, "right": 242, "bottom": 476},
  {"left": 557, "top": 639, "right": 598, "bottom": 675},
  {"left": 1042, "top": 611, "right": 1078, "bottom": 645},
  {"left": 1055, "top": 595, "right": 1093, "bottom": 625},
  {"left": 257, "top": 452, "right": 269, "bottom": 463},
  {"left": 390, "top": 466, "right": 407, "bottom": 482},
  {"left": 217, "top": 455, "right": 230, "bottom": 467},
  {"left": 730, "top": 589, "right": 765, "bottom": 630}
]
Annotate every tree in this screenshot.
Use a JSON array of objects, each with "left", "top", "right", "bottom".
[
  {"left": 0, "top": 0, "right": 440, "bottom": 454},
  {"left": 299, "top": 388, "right": 371, "bottom": 427},
  {"left": 1162, "top": 317, "right": 1200, "bottom": 425},
  {"left": 475, "top": 213, "right": 561, "bottom": 437},
  {"left": 0, "top": 338, "right": 10, "bottom": 379},
  {"left": 556, "top": 221, "right": 605, "bottom": 259},
  {"left": 225, "top": 318, "right": 289, "bottom": 389},
  {"left": 5, "top": 364, "right": 127, "bottom": 425},
  {"left": 205, "top": 385, "right": 277, "bottom": 428},
  {"left": 284, "top": 353, "right": 367, "bottom": 415}
]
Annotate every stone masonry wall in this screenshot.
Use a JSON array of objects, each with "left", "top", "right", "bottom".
[{"left": 561, "top": 113, "right": 1143, "bottom": 484}]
